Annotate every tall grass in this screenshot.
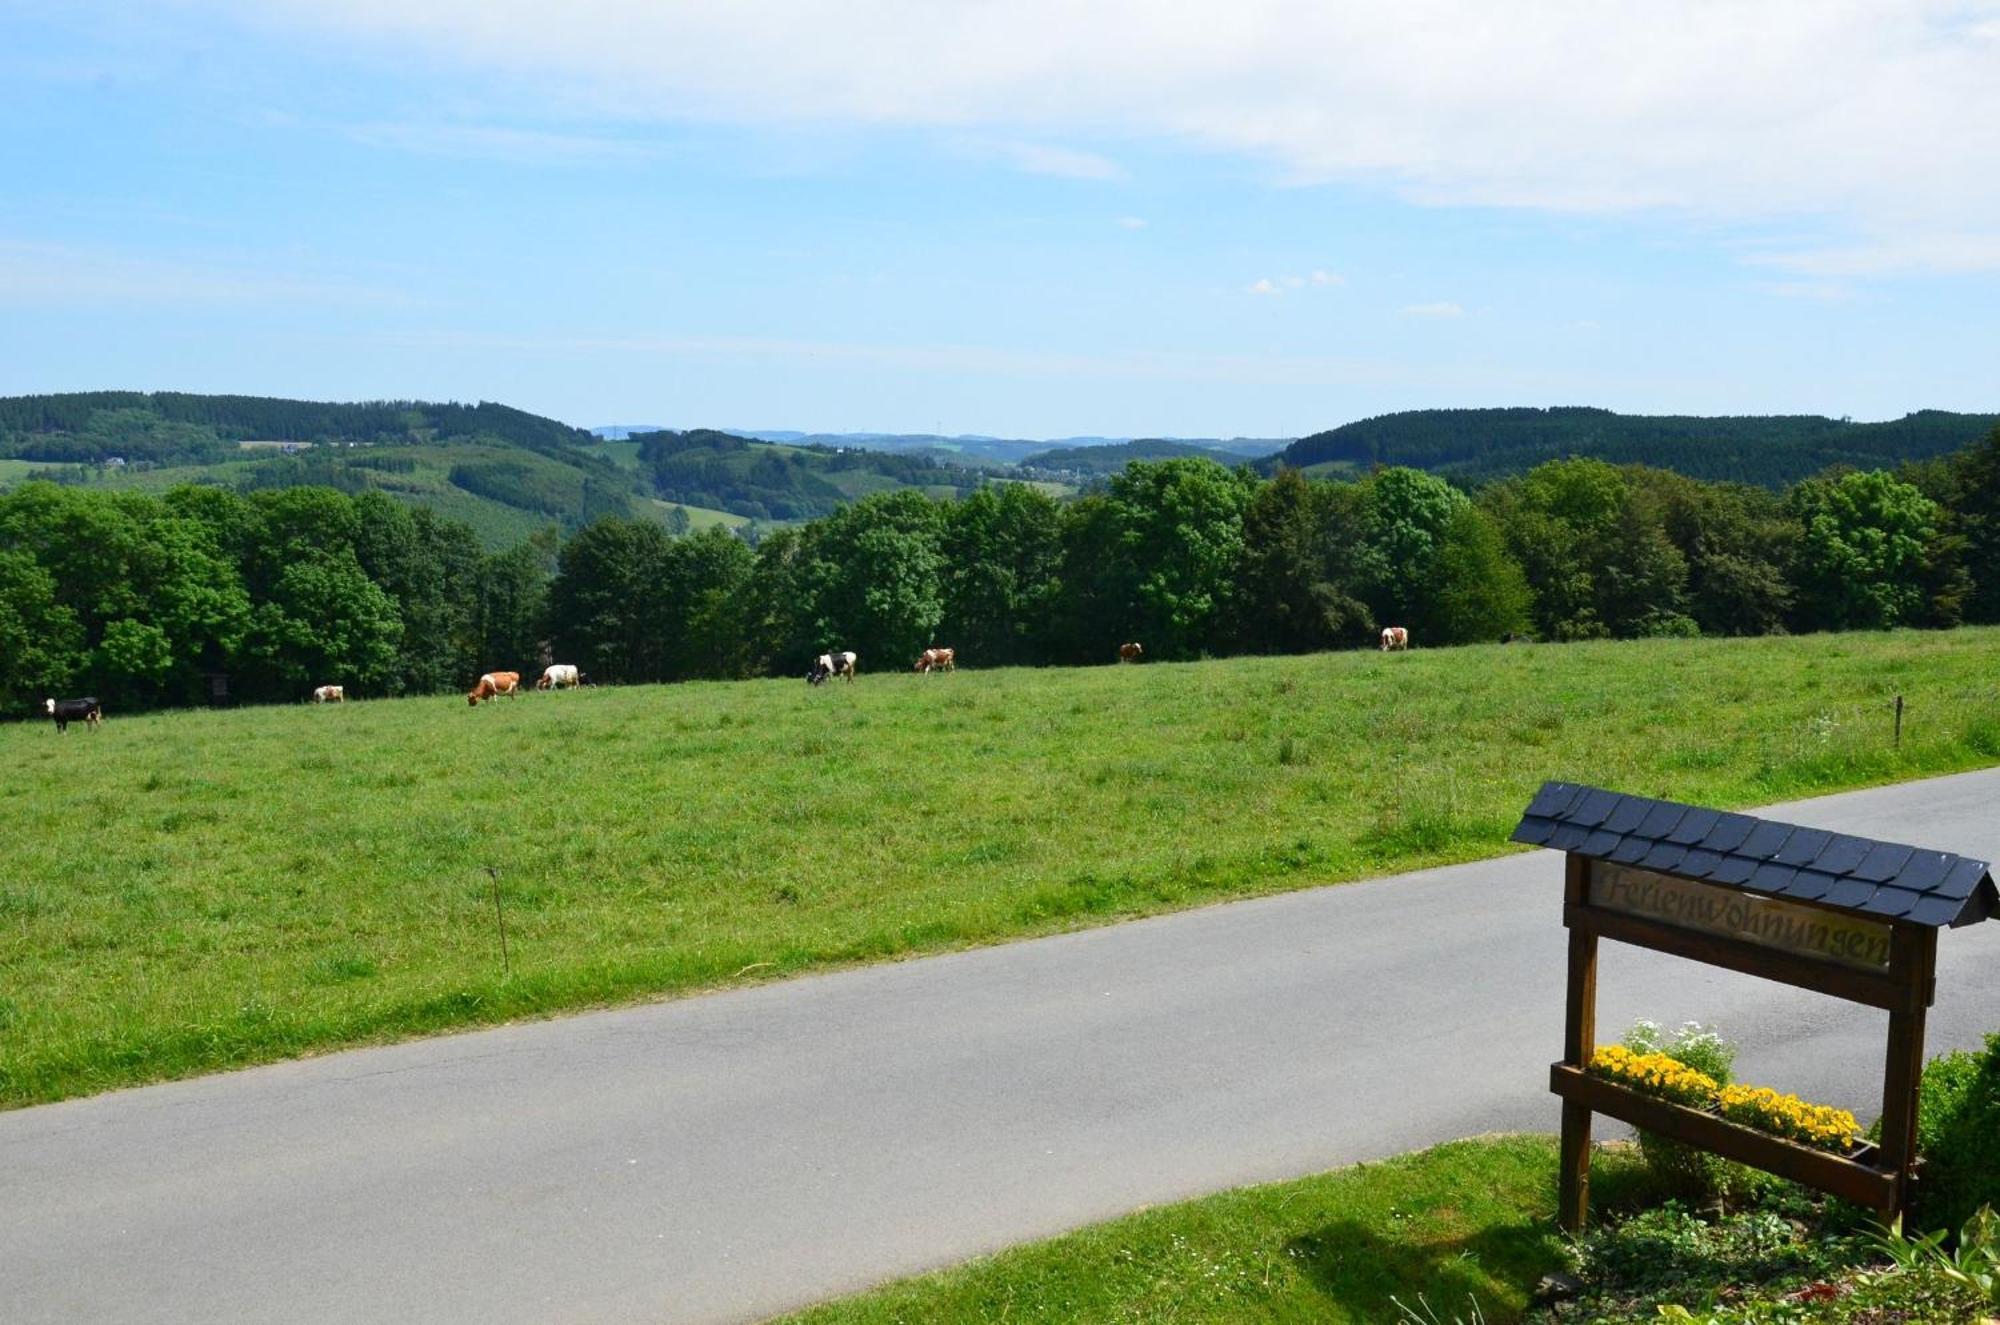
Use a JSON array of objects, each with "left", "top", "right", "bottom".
[{"left": 3, "top": 630, "right": 1997, "bottom": 1107}]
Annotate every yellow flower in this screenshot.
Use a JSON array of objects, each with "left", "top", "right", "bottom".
[
  {"left": 1718, "top": 1084, "right": 1858, "bottom": 1153},
  {"left": 1588, "top": 1045, "right": 1719, "bottom": 1108}
]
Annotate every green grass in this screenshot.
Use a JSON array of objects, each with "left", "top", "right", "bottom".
[
  {"left": 4, "top": 631, "right": 1999, "bottom": 1108},
  {"left": 778, "top": 1136, "right": 1639, "bottom": 1324},
  {"left": 651, "top": 497, "right": 752, "bottom": 530}
]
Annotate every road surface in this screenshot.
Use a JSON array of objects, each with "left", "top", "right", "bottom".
[{"left": 4, "top": 769, "right": 1997, "bottom": 1323}]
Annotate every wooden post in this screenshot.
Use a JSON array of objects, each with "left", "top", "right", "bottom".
[
  {"left": 1878, "top": 924, "right": 1935, "bottom": 1219},
  {"left": 1894, "top": 695, "right": 1905, "bottom": 749},
  {"left": 1559, "top": 855, "right": 1598, "bottom": 1233}
]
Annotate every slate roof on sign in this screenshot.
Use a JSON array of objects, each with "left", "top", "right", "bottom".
[{"left": 1512, "top": 781, "right": 1998, "bottom": 929}]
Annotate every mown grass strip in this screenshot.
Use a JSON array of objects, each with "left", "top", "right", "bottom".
[
  {"left": 776, "top": 1135, "right": 1640, "bottom": 1324},
  {"left": 3, "top": 630, "right": 1998, "bottom": 1108}
]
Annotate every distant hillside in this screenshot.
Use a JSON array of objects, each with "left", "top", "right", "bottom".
[
  {"left": 0, "top": 391, "right": 595, "bottom": 465},
  {"left": 1274, "top": 407, "right": 2000, "bottom": 487},
  {"left": 724, "top": 430, "right": 1288, "bottom": 467},
  {"left": 0, "top": 391, "right": 640, "bottom": 547},
  {"left": 1020, "top": 438, "right": 1264, "bottom": 477},
  {"left": 630, "top": 428, "right": 1019, "bottom": 521}
]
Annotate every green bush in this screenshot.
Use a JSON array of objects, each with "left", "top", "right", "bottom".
[
  {"left": 1623, "top": 1021, "right": 1741, "bottom": 1199},
  {"left": 1914, "top": 1034, "right": 2000, "bottom": 1234}
]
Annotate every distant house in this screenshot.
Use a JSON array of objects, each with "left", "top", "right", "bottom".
[{"left": 104, "top": 456, "right": 127, "bottom": 467}]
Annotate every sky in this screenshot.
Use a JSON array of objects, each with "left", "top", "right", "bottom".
[{"left": 1, "top": 2, "right": 1997, "bottom": 439}]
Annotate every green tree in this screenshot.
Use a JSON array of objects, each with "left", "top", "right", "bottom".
[
  {"left": 0, "top": 548, "right": 81, "bottom": 708},
  {"left": 1422, "top": 505, "right": 1532, "bottom": 644},
  {"left": 939, "top": 484, "right": 1064, "bottom": 666},
  {"left": 1105, "top": 458, "right": 1258, "bottom": 659},
  {"left": 663, "top": 527, "right": 755, "bottom": 680},
  {"left": 1354, "top": 466, "right": 1471, "bottom": 632},
  {"left": 1235, "top": 468, "right": 1371, "bottom": 652},
  {"left": 1484, "top": 459, "right": 1691, "bottom": 639},
  {"left": 543, "top": 518, "right": 677, "bottom": 683},
  {"left": 1948, "top": 429, "right": 2000, "bottom": 623},
  {"left": 799, "top": 491, "right": 947, "bottom": 668},
  {"left": 1788, "top": 469, "right": 1939, "bottom": 630}
]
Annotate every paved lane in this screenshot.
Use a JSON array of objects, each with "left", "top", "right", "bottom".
[{"left": 4, "top": 769, "right": 1996, "bottom": 1323}]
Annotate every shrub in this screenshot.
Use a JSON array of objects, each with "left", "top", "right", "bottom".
[
  {"left": 1618, "top": 1021, "right": 1738, "bottom": 1200},
  {"left": 1913, "top": 1034, "right": 2000, "bottom": 1234}
]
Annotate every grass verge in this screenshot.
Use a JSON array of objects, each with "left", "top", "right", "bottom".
[
  {"left": 775, "top": 1135, "right": 1634, "bottom": 1324},
  {"left": 3, "top": 629, "right": 1999, "bottom": 1108}
]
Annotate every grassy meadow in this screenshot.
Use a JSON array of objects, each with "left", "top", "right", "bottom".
[{"left": 4, "top": 630, "right": 1999, "bottom": 1107}]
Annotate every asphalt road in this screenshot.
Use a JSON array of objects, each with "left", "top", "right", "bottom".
[{"left": 5, "top": 769, "right": 1997, "bottom": 1324}]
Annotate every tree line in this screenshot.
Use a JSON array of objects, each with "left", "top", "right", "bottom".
[
  {"left": 4, "top": 427, "right": 1998, "bottom": 712},
  {"left": 1278, "top": 406, "right": 2000, "bottom": 488},
  {"left": 0, "top": 392, "right": 596, "bottom": 467}
]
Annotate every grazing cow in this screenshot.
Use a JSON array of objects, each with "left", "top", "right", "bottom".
[
  {"left": 806, "top": 651, "right": 858, "bottom": 685},
  {"left": 44, "top": 697, "right": 102, "bottom": 733},
  {"left": 914, "top": 647, "right": 956, "bottom": 673},
  {"left": 466, "top": 671, "right": 522, "bottom": 706},
  {"left": 537, "top": 664, "right": 581, "bottom": 691},
  {"left": 1119, "top": 642, "right": 1144, "bottom": 662},
  {"left": 1380, "top": 626, "right": 1410, "bottom": 652},
  {"left": 312, "top": 685, "right": 345, "bottom": 704}
]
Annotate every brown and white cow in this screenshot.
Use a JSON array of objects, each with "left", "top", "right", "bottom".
[
  {"left": 467, "top": 671, "right": 522, "bottom": 706},
  {"left": 312, "top": 685, "right": 345, "bottom": 704},
  {"left": 1118, "top": 642, "right": 1143, "bottom": 662},
  {"left": 1380, "top": 626, "right": 1410, "bottom": 652},
  {"left": 914, "top": 647, "right": 956, "bottom": 673}
]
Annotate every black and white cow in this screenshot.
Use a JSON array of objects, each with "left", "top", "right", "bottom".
[
  {"left": 44, "top": 697, "right": 102, "bottom": 733},
  {"left": 806, "top": 651, "right": 858, "bottom": 685}
]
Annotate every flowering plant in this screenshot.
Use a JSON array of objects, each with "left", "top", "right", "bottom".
[
  {"left": 1588, "top": 1043, "right": 1720, "bottom": 1109},
  {"left": 1718, "top": 1084, "right": 1860, "bottom": 1153}
]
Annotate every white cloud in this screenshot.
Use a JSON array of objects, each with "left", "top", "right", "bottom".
[
  {"left": 223, "top": 1, "right": 2000, "bottom": 270},
  {"left": 0, "top": 239, "right": 413, "bottom": 309},
  {"left": 347, "top": 121, "right": 664, "bottom": 163},
  {"left": 1247, "top": 270, "right": 1341, "bottom": 295},
  {"left": 969, "top": 138, "right": 1125, "bottom": 180},
  {"left": 1115, "top": 216, "right": 1148, "bottom": 229},
  {"left": 1402, "top": 301, "right": 1465, "bottom": 319}
]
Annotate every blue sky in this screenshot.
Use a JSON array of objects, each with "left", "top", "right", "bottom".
[{"left": 2, "top": 2, "right": 1997, "bottom": 438}]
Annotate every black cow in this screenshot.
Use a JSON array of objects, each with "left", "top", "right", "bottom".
[{"left": 45, "top": 697, "right": 102, "bottom": 733}]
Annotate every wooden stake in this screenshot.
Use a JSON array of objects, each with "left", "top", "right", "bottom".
[
  {"left": 486, "top": 865, "right": 512, "bottom": 979},
  {"left": 1559, "top": 855, "right": 1598, "bottom": 1233}
]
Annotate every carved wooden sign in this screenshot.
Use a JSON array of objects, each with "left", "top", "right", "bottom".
[{"left": 1589, "top": 863, "right": 1891, "bottom": 972}]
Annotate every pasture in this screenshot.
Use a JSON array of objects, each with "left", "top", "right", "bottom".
[{"left": 4, "top": 630, "right": 1999, "bottom": 1108}]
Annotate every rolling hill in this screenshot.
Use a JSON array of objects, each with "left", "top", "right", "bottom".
[
  {"left": 628, "top": 428, "right": 1024, "bottom": 520},
  {"left": 1272, "top": 406, "right": 2000, "bottom": 487},
  {"left": 1018, "top": 438, "right": 1267, "bottom": 477},
  {"left": 719, "top": 430, "right": 1290, "bottom": 467},
  {"left": 0, "top": 394, "right": 1026, "bottom": 545}
]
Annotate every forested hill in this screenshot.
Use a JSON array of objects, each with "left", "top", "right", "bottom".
[
  {"left": 0, "top": 391, "right": 594, "bottom": 466},
  {"left": 629, "top": 428, "right": 1002, "bottom": 521},
  {"left": 1020, "top": 438, "right": 1266, "bottom": 477},
  {"left": 1275, "top": 407, "right": 2000, "bottom": 487},
  {"left": 0, "top": 393, "right": 1021, "bottom": 544}
]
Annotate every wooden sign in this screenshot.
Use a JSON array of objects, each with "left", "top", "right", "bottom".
[{"left": 1589, "top": 863, "right": 1891, "bottom": 972}]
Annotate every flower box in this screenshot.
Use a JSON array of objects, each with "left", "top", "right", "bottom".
[{"left": 1550, "top": 1062, "right": 1898, "bottom": 1209}]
